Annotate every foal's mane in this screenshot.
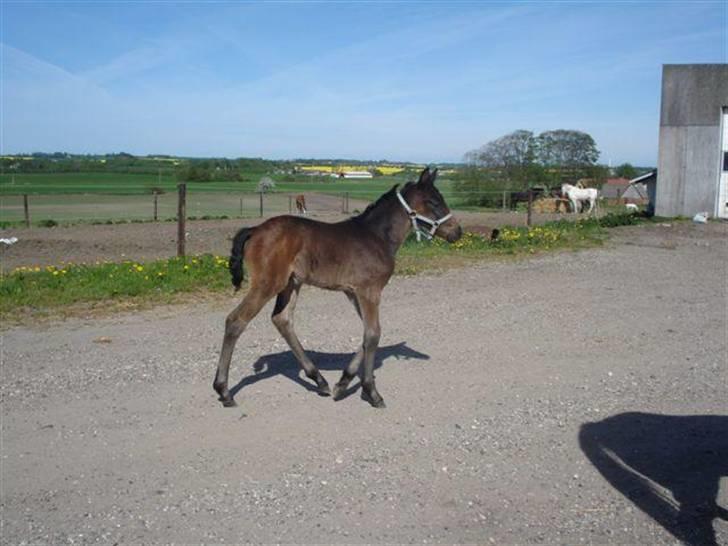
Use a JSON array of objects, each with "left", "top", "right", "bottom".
[{"left": 355, "top": 182, "right": 413, "bottom": 223}]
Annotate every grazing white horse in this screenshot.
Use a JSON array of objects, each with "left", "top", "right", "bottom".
[{"left": 562, "top": 183, "right": 599, "bottom": 214}]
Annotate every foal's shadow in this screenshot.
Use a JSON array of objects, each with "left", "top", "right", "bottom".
[
  {"left": 229, "top": 342, "right": 430, "bottom": 400},
  {"left": 579, "top": 412, "right": 728, "bottom": 545}
]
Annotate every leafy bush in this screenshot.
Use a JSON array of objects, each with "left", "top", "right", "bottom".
[
  {"left": 257, "top": 177, "right": 276, "bottom": 193},
  {"left": 597, "top": 212, "right": 645, "bottom": 227},
  {"left": 176, "top": 166, "right": 213, "bottom": 182}
]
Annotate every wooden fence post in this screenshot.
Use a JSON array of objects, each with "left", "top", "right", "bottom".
[
  {"left": 289, "top": 195, "right": 293, "bottom": 214},
  {"left": 526, "top": 189, "right": 533, "bottom": 226},
  {"left": 177, "top": 183, "right": 186, "bottom": 257},
  {"left": 153, "top": 191, "right": 158, "bottom": 222},
  {"left": 259, "top": 192, "right": 264, "bottom": 217},
  {"left": 502, "top": 191, "right": 507, "bottom": 211},
  {"left": 23, "top": 194, "right": 30, "bottom": 227},
  {"left": 240, "top": 196, "right": 244, "bottom": 217}
]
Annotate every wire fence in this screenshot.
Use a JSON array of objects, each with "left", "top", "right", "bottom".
[
  {"left": 0, "top": 187, "right": 627, "bottom": 227},
  {"left": 0, "top": 184, "right": 644, "bottom": 269}
]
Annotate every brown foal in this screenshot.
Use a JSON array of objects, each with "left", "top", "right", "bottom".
[{"left": 213, "top": 167, "right": 462, "bottom": 408}]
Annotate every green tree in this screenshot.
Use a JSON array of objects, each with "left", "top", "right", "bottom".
[
  {"left": 614, "top": 162, "right": 638, "bottom": 180},
  {"left": 176, "top": 165, "right": 212, "bottom": 182},
  {"left": 465, "top": 130, "right": 537, "bottom": 187},
  {"left": 585, "top": 164, "right": 610, "bottom": 188},
  {"left": 257, "top": 176, "right": 276, "bottom": 193},
  {"left": 458, "top": 130, "right": 550, "bottom": 206},
  {"left": 536, "top": 129, "right": 600, "bottom": 183}
]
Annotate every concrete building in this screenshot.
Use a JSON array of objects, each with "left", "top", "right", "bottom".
[{"left": 656, "top": 64, "right": 728, "bottom": 219}]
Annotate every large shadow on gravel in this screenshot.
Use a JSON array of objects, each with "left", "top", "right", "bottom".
[
  {"left": 579, "top": 412, "right": 728, "bottom": 546},
  {"left": 230, "top": 342, "right": 429, "bottom": 399}
]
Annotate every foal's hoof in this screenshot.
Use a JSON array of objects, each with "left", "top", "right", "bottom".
[
  {"left": 361, "top": 391, "right": 386, "bottom": 409},
  {"left": 332, "top": 383, "right": 347, "bottom": 401},
  {"left": 317, "top": 383, "right": 331, "bottom": 397},
  {"left": 220, "top": 397, "right": 237, "bottom": 408}
]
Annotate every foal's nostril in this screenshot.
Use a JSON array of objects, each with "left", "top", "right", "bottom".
[{"left": 448, "top": 225, "right": 463, "bottom": 242}]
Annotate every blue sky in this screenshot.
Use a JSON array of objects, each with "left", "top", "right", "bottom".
[{"left": 1, "top": 1, "right": 725, "bottom": 165}]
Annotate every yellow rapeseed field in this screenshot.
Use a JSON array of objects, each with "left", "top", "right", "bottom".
[{"left": 297, "top": 165, "right": 405, "bottom": 175}]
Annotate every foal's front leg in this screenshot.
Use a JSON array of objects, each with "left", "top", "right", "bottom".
[
  {"left": 333, "top": 292, "right": 364, "bottom": 400},
  {"left": 357, "top": 290, "right": 385, "bottom": 408},
  {"left": 333, "top": 346, "right": 363, "bottom": 400}
]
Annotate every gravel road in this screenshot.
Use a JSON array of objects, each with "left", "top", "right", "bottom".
[{"left": 1, "top": 221, "right": 726, "bottom": 545}]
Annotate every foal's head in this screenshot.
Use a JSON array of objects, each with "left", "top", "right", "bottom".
[{"left": 404, "top": 167, "right": 463, "bottom": 242}]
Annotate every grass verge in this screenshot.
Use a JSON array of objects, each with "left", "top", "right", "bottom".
[
  {"left": 1, "top": 255, "right": 231, "bottom": 324},
  {"left": 0, "top": 213, "right": 644, "bottom": 324}
]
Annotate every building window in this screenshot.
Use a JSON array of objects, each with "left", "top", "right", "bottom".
[{"left": 724, "top": 151, "right": 728, "bottom": 172}]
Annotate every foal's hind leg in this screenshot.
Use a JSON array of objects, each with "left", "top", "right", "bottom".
[
  {"left": 213, "top": 286, "right": 276, "bottom": 407},
  {"left": 271, "top": 277, "right": 330, "bottom": 396}
]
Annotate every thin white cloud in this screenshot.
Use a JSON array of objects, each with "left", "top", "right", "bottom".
[
  {"left": 1, "top": 43, "right": 135, "bottom": 153},
  {"left": 1, "top": 2, "right": 721, "bottom": 164},
  {"left": 81, "top": 44, "right": 176, "bottom": 85}
]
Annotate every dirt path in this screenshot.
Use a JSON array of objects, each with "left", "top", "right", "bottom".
[
  {"left": 0, "top": 210, "right": 569, "bottom": 269},
  {"left": 1, "top": 223, "right": 726, "bottom": 544}
]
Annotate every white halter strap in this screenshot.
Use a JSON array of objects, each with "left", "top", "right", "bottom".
[{"left": 396, "top": 190, "right": 453, "bottom": 242}]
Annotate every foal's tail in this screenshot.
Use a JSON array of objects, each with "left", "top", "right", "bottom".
[{"left": 229, "top": 227, "right": 254, "bottom": 291}]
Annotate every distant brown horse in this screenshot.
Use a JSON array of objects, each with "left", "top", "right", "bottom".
[
  {"left": 213, "top": 167, "right": 462, "bottom": 408},
  {"left": 295, "top": 194, "right": 307, "bottom": 214}
]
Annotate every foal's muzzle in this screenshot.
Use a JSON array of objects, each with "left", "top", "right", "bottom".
[{"left": 441, "top": 223, "right": 463, "bottom": 243}]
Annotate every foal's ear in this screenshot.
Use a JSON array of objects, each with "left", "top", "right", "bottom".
[
  {"left": 418, "top": 167, "right": 438, "bottom": 185},
  {"left": 417, "top": 167, "right": 431, "bottom": 185}
]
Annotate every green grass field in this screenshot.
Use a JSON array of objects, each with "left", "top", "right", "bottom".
[
  {"left": 0, "top": 171, "right": 411, "bottom": 196},
  {"left": 0, "top": 171, "right": 464, "bottom": 196},
  {"left": 0, "top": 171, "right": 477, "bottom": 224}
]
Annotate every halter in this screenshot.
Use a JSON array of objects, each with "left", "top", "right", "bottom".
[{"left": 396, "top": 190, "right": 453, "bottom": 242}]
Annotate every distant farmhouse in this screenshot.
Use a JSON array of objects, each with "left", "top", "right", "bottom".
[
  {"left": 603, "top": 177, "right": 649, "bottom": 205},
  {"left": 334, "top": 171, "right": 374, "bottom": 179},
  {"left": 656, "top": 64, "right": 728, "bottom": 218},
  {"left": 601, "top": 178, "right": 632, "bottom": 200}
]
